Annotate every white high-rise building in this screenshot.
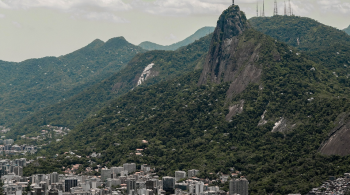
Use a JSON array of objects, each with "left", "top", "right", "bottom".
[
  {"left": 123, "top": 163, "right": 136, "bottom": 173},
  {"left": 50, "top": 172, "right": 59, "bottom": 184},
  {"left": 101, "top": 169, "right": 112, "bottom": 181},
  {"left": 175, "top": 171, "right": 186, "bottom": 182},
  {"left": 188, "top": 169, "right": 200, "bottom": 178},
  {"left": 111, "top": 167, "right": 124, "bottom": 178},
  {"left": 229, "top": 178, "right": 249, "bottom": 195}
]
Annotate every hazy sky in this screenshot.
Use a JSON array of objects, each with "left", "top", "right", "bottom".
[{"left": 0, "top": 0, "right": 349, "bottom": 62}]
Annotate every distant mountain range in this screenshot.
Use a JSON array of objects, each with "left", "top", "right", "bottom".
[
  {"left": 8, "top": 32, "right": 213, "bottom": 139},
  {"left": 138, "top": 27, "right": 215, "bottom": 51},
  {"left": 344, "top": 25, "right": 350, "bottom": 35},
  {"left": 0, "top": 37, "right": 145, "bottom": 127},
  {"left": 0, "top": 26, "right": 215, "bottom": 138}
]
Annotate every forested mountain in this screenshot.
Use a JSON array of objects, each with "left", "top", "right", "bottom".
[
  {"left": 8, "top": 33, "right": 213, "bottom": 138},
  {"left": 249, "top": 16, "right": 350, "bottom": 77},
  {"left": 139, "top": 27, "right": 215, "bottom": 51},
  {"left": 28, "top": 5, "right": 350, "bottom": 195},
  {"left": 249, "top": 16, "right": 350, "bottom": 51},
  {"left": 344, "top": 25, "right": 350, "bottom": 35},
  {"left": 0, "top": 37, "right": 145, "bottom": 127}
]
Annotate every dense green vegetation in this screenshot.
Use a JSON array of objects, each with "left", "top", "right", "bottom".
[
  {"left": 15, "top": 8, "right": 350, "bottom": 195},
  {"left": 0, "top": 37, "right": 145, "bottom": 127},
  {"left": 344, "top": 25, "right": 350, "bottom": 35},
  {"left": 8, "top": 34, "right": 213, "bottom": 138},
  {"left": 25, "top": 27, "right": 350, "bottom": 194},
  {"left": 139, "top": 27, "right": 214, "bottom": 51},
  {"left": 249, "top": 16, "right": 350, "bottom": 77},
  {"left": 249, "top": 16, "right": 350, "bottom": 51}
]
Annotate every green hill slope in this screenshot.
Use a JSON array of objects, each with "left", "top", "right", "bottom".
[
  {"left": 0, "top": 37, "right": 145, "bottom": 127},
  {"left": 139, "top": 27, "right": 214, "bottom": 51},
  {"left": 8, "top": 33, "right": 213, "bottom": 138},
  {"left": 249, "top": 16, "right": 350, "bottom": 51},
  {"left": 249, "top": 16, "right": 350, "bottom": 78},
  {"left": 344, "top": 25, "right": 350, "bottom": 35},
  {"left": 31, "top": 6, "right": 350, "bottom": 195}
]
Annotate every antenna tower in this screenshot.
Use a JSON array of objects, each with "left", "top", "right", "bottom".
[
  {"left": 284, "top": 1, "right": 287, "bottom": 15},
  {"left": 262, "top": 0, "right": 265, "bottom": 17},
  {"left": 257, "top": 2, "right": 259, "bottom": 17},
  {"left": 273, "top": 0, "right": 278, "bottom": 16},
  {"left": 289, "top": 0, "right": 292, "bottom": 16}
]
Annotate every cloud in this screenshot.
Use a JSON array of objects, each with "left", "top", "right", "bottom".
[
  {"left": 1, "top": 0, "right": 348, "bottom": 19},
  {"left": 72, "top": 11, "right": 129, "bottom": 23},
  {"left": 0, "top": 14, "right": 5, "bottom": 18},
  {"left": 134, "top": 0, "right": 229, "bottom": 16},
  {"left": 166, "top": 34, "right": 177, "bottom": 40},
  {"left": 0, "top": 0, "right": 231, "bottom": 17},
  {"left": 0, "top": 0, "right": 131, "bottom": 11},
  {"left": 0, "top": 1, "right": 10, "bottom": 9},
  {"left": 317, "top": 0, "right": 350, "bottom": 14},
  {"left": 0, "top": 0, "right": 131, "bottom": 23},
  {"left": 12, "top": 21, "right": 21, "bottom": 28}
]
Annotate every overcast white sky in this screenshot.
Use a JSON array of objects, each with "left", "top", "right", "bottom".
[{"left": 0, "top": 0, "right": 349, "bottom": 62}]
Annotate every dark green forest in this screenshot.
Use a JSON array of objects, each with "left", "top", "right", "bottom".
[
  {"left": 8, "top": 34, "right": 213, "bottom": 138},
  {"left": 249, "top": 16, "right": 350, "bottom": 78},
  {"left": 0, "top": 37, "right": 145, "bottom": 127},
  {"left": 5, "top": 7, "right": 350, "bottom": 195},
  {"left": 25, "top": 26, "right": 350, "bottom": 194}
]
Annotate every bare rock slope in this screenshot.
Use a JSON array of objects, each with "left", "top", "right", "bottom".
[
  {"left": 320, "top": 113, "right": 350, "bottom": 156},
  {"left": 198, "top": 5, "right": 267, "bottom": 100},
  {"left": 198, "top": 5, "right": 281, "bottom": 120}
]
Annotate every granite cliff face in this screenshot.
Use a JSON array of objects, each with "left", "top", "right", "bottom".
[
  {"left": 319, "top": 113, "right": 350, "bottom": 156},
  {"left": 198, "top": 5, "right": 263, "bottom": 100}
]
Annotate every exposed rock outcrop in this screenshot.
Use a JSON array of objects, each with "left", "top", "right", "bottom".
[
  {"left": 136, "top": 63, "right": 159, "bottom": 86},
  {"left": 319, "top": 113, "right": 350, "bottom": 156},
  {"left": 226, "top": 100, "right": 244, "bottom": 121},
  {"left": 272, "top": 118, "right": 288, "bottom": 133},
  {"left": 198, "top": 5, "right": 263, "bottom": 100},
  {"left": 258, "top": 110, "right": 268, "bottom": 126}
]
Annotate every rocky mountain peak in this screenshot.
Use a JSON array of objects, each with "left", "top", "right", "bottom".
[{"left": 199, "top": 5, "right": 264, "bottom": 101}]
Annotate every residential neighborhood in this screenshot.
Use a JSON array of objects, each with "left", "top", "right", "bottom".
[{"left": 0, "top": 158, "right": 249, "bottom": 195}]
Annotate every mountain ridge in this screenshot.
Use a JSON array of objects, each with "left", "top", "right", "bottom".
[
  {"left": 249, "top": 16, "right": 350, "bottom": 79},
  {"left": 139, "top": 27, "right": 215, "bottom": 51},
  {"left": 0, "top": 36, "right": 145, "bottom": 127},
  {"left": 344, "top": 25, "right": 350, "bottom": 35},
  {"left": 8, "top": 33, "right": 213, "bottom": 138}
]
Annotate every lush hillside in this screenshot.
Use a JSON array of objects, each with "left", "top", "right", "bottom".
[
  {"left": 344, "top": 25, "right": 350, "bottom": 35},
  {"left": 249, "top": 16, "right": 350, "bottom": 51},
  {"left": 139, "top": 27, "right": 214, "bottom": 51},
  {"left": 0, "top": 37, "right": 145, "bottom": 127},
  {"left": 29, "top": 5, "right": 350, "bottom": 195},
  {"left": 249, "top": 16, "right": 350, "bottom": 79},
  {"left": 8, "top": 33, "right": 213, "bottom": 138}
]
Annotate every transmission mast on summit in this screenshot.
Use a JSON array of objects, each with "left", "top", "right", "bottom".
[
  {"left": 284, "top": 0, "right": 287, "bottom": 15},
  {"left": 262, "top": 0, "right": 265, "bottom": 17},
  {"left": 273, "top": 0, "right": 278, "bottom": 16},
  {"left": 232, "top": 0, "right": 234, "bottom": 5},
  {"left": 289, "top": 0, "right": 292, "bottom": 16}
]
